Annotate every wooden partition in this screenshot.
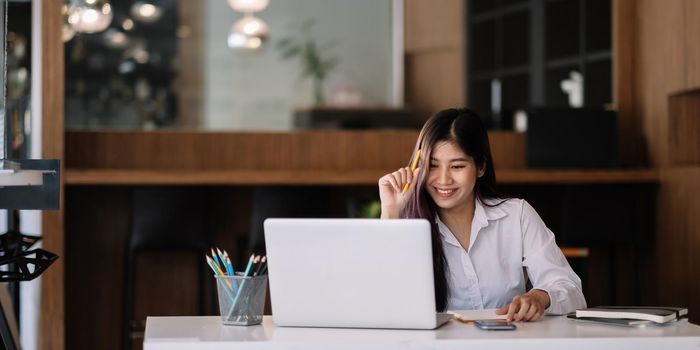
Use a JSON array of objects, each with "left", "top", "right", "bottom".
[
  {"left": 64, "top": 130, "right": 657, "bottom": 186},
  {"left": 668, "top": 89, "right": 700, "bottom": 166},
  {"left": 628, "top": 0, "right": 700, "bottom": 323},
  {"left": 40, "top": 0, "right": 65, "bottom": 349},
  {"left": 404, "top": 0, "right": 466, "bottom": 119},
  {"left": 64, "top": 130, "right": 527, "bottom": 185}
]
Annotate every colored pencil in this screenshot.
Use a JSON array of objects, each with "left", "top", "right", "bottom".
[
  {"left": 206, "top": 255, "right": 224, "bottom": 276},
  {"left": 253, "top": 256, "right": 266, "bottom": 276},
  {"left": 211, "top": 248, "right": 223, "bottom": 273}
]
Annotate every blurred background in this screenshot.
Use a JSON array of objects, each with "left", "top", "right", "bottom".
[{"left": 2, "top": 0, "right": 699, "bottom": 349}]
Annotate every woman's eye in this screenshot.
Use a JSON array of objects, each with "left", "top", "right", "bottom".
[
  {"left": 429, "top": 164, "right": 438, "bottom": 169},
  {"left": 451, "top": 165, "right": 466, "bottom": 169}
]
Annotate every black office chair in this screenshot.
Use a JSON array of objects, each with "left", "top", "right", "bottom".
[
  {"left": 122, "top": 187, "right": 213, "bottom": 350},
  {"left": 245, "top": 186, "right": 331, "bottom": 255}
]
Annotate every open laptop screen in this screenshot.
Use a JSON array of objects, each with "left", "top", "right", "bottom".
[{"left": 264, "top": 218, "right": 442, "bottom": 329}]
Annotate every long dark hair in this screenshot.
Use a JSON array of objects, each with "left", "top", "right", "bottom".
[{"left": 402, "top": 108, "right": 502, "bottom": 311}]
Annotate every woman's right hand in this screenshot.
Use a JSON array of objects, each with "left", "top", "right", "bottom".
[{"left": 378, "top": 167, "right": 420, "bottom": 219}]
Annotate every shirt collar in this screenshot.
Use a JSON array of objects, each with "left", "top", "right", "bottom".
[
  {"left": 436, "top": 216, "right": 460, "bottom": 247},
  {"left": 437, "top": 198, "right": 508, "bottom": 247},
  {"left": 476, "top": 197, "right": 508, "bottom": 222}
]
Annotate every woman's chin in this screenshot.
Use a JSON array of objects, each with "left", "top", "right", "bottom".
[
  {"left": 430, "top": 192, "right": 471, "bottom": 212},
  {"left": 431, "top": 197, "right": 458, "bottom": 210}
]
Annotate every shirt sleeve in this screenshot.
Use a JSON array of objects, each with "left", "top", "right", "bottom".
[{"left": 519, "top": 200, "right": 587, "bottom": 315}]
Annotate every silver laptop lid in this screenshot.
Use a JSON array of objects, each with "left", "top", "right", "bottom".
[{"left": 264, "top": 218, "right": 439, "bottom": 329}]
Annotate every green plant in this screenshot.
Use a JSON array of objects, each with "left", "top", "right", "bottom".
[
  {"left": 357, "top": 200, "right": 382, "bottom": 219},
  {"left": 276, "top": 20, "right": 339, "bottom": 104}
]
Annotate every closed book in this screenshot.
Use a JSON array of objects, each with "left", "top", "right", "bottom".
[
  {"left": 448, "top": 309, "right": 507, "bottom": 322},
  {"left": 567, "top": 314, "right": 653, "bottom": 327},
  {"left": 575, "top": 306, "right": 688, "bottom": 323}
]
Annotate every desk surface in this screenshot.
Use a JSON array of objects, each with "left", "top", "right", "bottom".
[{"left": 144, "top": 316, "right": 700, "bottom": 350}]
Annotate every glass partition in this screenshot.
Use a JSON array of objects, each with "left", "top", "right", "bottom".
[
  {"left": 2, "top": 0, "right": 33, "bottom": 159},
  {"left": 64, "top": 0, "right": 401, "bottom": 130}
]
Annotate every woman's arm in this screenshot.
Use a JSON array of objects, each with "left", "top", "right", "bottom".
[
  {"left": 378, "top": 167, "right": 420, "bottom": 219},
  {"left": 519, "top": 200, "right": 587, "bottom": 315}
]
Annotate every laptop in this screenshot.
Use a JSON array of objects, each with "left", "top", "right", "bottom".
[{"left": 263, "top": 218, "right": 451, "bottom": 329}]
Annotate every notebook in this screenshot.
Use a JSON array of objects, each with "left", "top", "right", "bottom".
[
  {"left": 574, "top": 306, "right": 688, "bottom": 324},
  {"left": 449, "top": 309, "right": 507, "bottom": 323},
  {"left": 566, "top": 313, "right": 653, "bottom": 327},
  {"left": 264, "top": 218, "right": 452, "bottom": 329}
]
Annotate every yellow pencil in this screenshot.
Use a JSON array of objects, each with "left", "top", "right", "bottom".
[
  {"left": 402, "top": 149, "right": 421, "bottom": 193},
  {"left": 206, "top": 255, "right": 225, "bottom": 276}
]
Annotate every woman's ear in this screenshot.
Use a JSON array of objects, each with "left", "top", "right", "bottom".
[{"left": 477, "top": 165, "right": 486, "bottom": 178}]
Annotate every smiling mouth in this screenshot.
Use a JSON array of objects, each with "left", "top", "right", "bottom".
[{"left": 435, "top": 188, "right": 457, "bottom": 196}]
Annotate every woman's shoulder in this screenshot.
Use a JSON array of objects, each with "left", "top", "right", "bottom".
[
  {"left": 482, "top": 197, "right": 525, "bottom": 211},
  {"left": 481, "top": 197, "right": 544, "bottom": 221},
  {"left": 493, "top": 198, "right": 548, "bottom": 228}
]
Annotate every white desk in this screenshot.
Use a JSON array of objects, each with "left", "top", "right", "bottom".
[{"left": 144, "top": 315, "right": 700, "bottom": 350}]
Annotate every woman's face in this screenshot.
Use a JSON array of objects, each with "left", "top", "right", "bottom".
[{"left": 426, "top": 141, "right": 483, "bottom": 213}]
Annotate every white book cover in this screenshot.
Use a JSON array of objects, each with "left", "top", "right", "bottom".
[{"left": 448, "top": 308, "right": 508, "bottom": 322}]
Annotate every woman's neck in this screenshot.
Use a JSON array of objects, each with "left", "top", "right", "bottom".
[{"left": 438, "top": 195, "right": 477, "bottom": 240}]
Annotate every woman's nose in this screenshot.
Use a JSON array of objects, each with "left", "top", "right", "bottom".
[{"left": 437, "top": 168, "right": 452, "bottom": 184}]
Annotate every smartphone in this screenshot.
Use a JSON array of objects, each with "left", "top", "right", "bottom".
[{"left": 474, "top": 319, "right": 516, "bottom": 330}]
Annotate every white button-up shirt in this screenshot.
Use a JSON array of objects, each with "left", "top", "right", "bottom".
[{"left": 439, "top": 198, "right": 587, "bottom": 314}]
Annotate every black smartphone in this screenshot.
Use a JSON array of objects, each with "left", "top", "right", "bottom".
[{"left": 474, "top": 319, "right": 517, "bottom": 330}]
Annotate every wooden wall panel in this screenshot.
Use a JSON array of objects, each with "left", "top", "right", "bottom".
[
  {"left": 174, "top": 0, "right": 203, "bottom": 127},
  {"left": 687, "top": 168, "right": 700, "bottom": 323},
  {"left": 654, "top": 168, "right": 700, "bottom": 323},
  {"left": 405, "top": 52, "right": 466, "bottom": 119},
  {"left": 635, "top": 0, "right": 685, "bottom": 167},
  {"left": 685, "top": 0, "right": 700, "bottom": 88},
  {"left": 65, "top": 131, "right": 526, "bottom": 171},
  {"left": 488, "top": 131, "right": 525, "bottom": 170},
  {"left": 404, "top": 0, "right": 464, "bottom": 52},
  {"left": 40, "top": 0, "right": 65, "bottom": 349},
  {"left": 64, "top": 131, "right": 420, "bottom": 170},
  {"left": 613, "top": 0, "right": 646, "bottom": 166},
  {"left": 654, "top": 170, "right": 690, "bottom": 308},
  {"left": 668, "top": 89, "right": 700, "bottom": 166},
  {"left": 131, "top": 253, "right": 200, "bottom": 350},
  {"left": 65, "top": 188, "right": 130, "bottom": 350},
  {"left": 631, "top": 0, "right": 700, "bottom": 323},
  {"left": 404, "top": 0, "right": 465, "bottom": 119}
]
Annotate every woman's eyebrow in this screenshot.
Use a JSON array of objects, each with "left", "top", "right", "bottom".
[{"left": 429, "top": 157, "right": 469, "bottom": 162}]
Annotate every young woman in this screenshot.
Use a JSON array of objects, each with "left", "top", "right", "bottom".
[{"left": 378, "top": 108, "right": 586, "bottom": 322}]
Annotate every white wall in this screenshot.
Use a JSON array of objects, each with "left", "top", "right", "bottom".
[{"left": 203, "top": 0, "right": 394, "bottom": 130}]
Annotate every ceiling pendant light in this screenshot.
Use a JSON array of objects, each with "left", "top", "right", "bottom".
[
  {"left": 103, "top": 28, "right": 130, "bottom": 49},
  {"left": 130, "top": 1, "right": 163, "bottom": 24},
  {"left": 62, "top": 4, "right": 76, "bottom": 42},
  {"left": 227, "top": 0, "right": 269, "bottom": 13},
  {"left": 227, "top": 14, "right": 268, "bottom": 50},
  {"left": 226, "top": 0, "right": 270, "bottom": 50},
  {"left": 67, "top": 0, "right": 113, "bottom": 34}
]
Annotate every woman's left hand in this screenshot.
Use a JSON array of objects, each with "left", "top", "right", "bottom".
[{"left": 495, "top": 289, "right": 550, "bottom": 322}]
